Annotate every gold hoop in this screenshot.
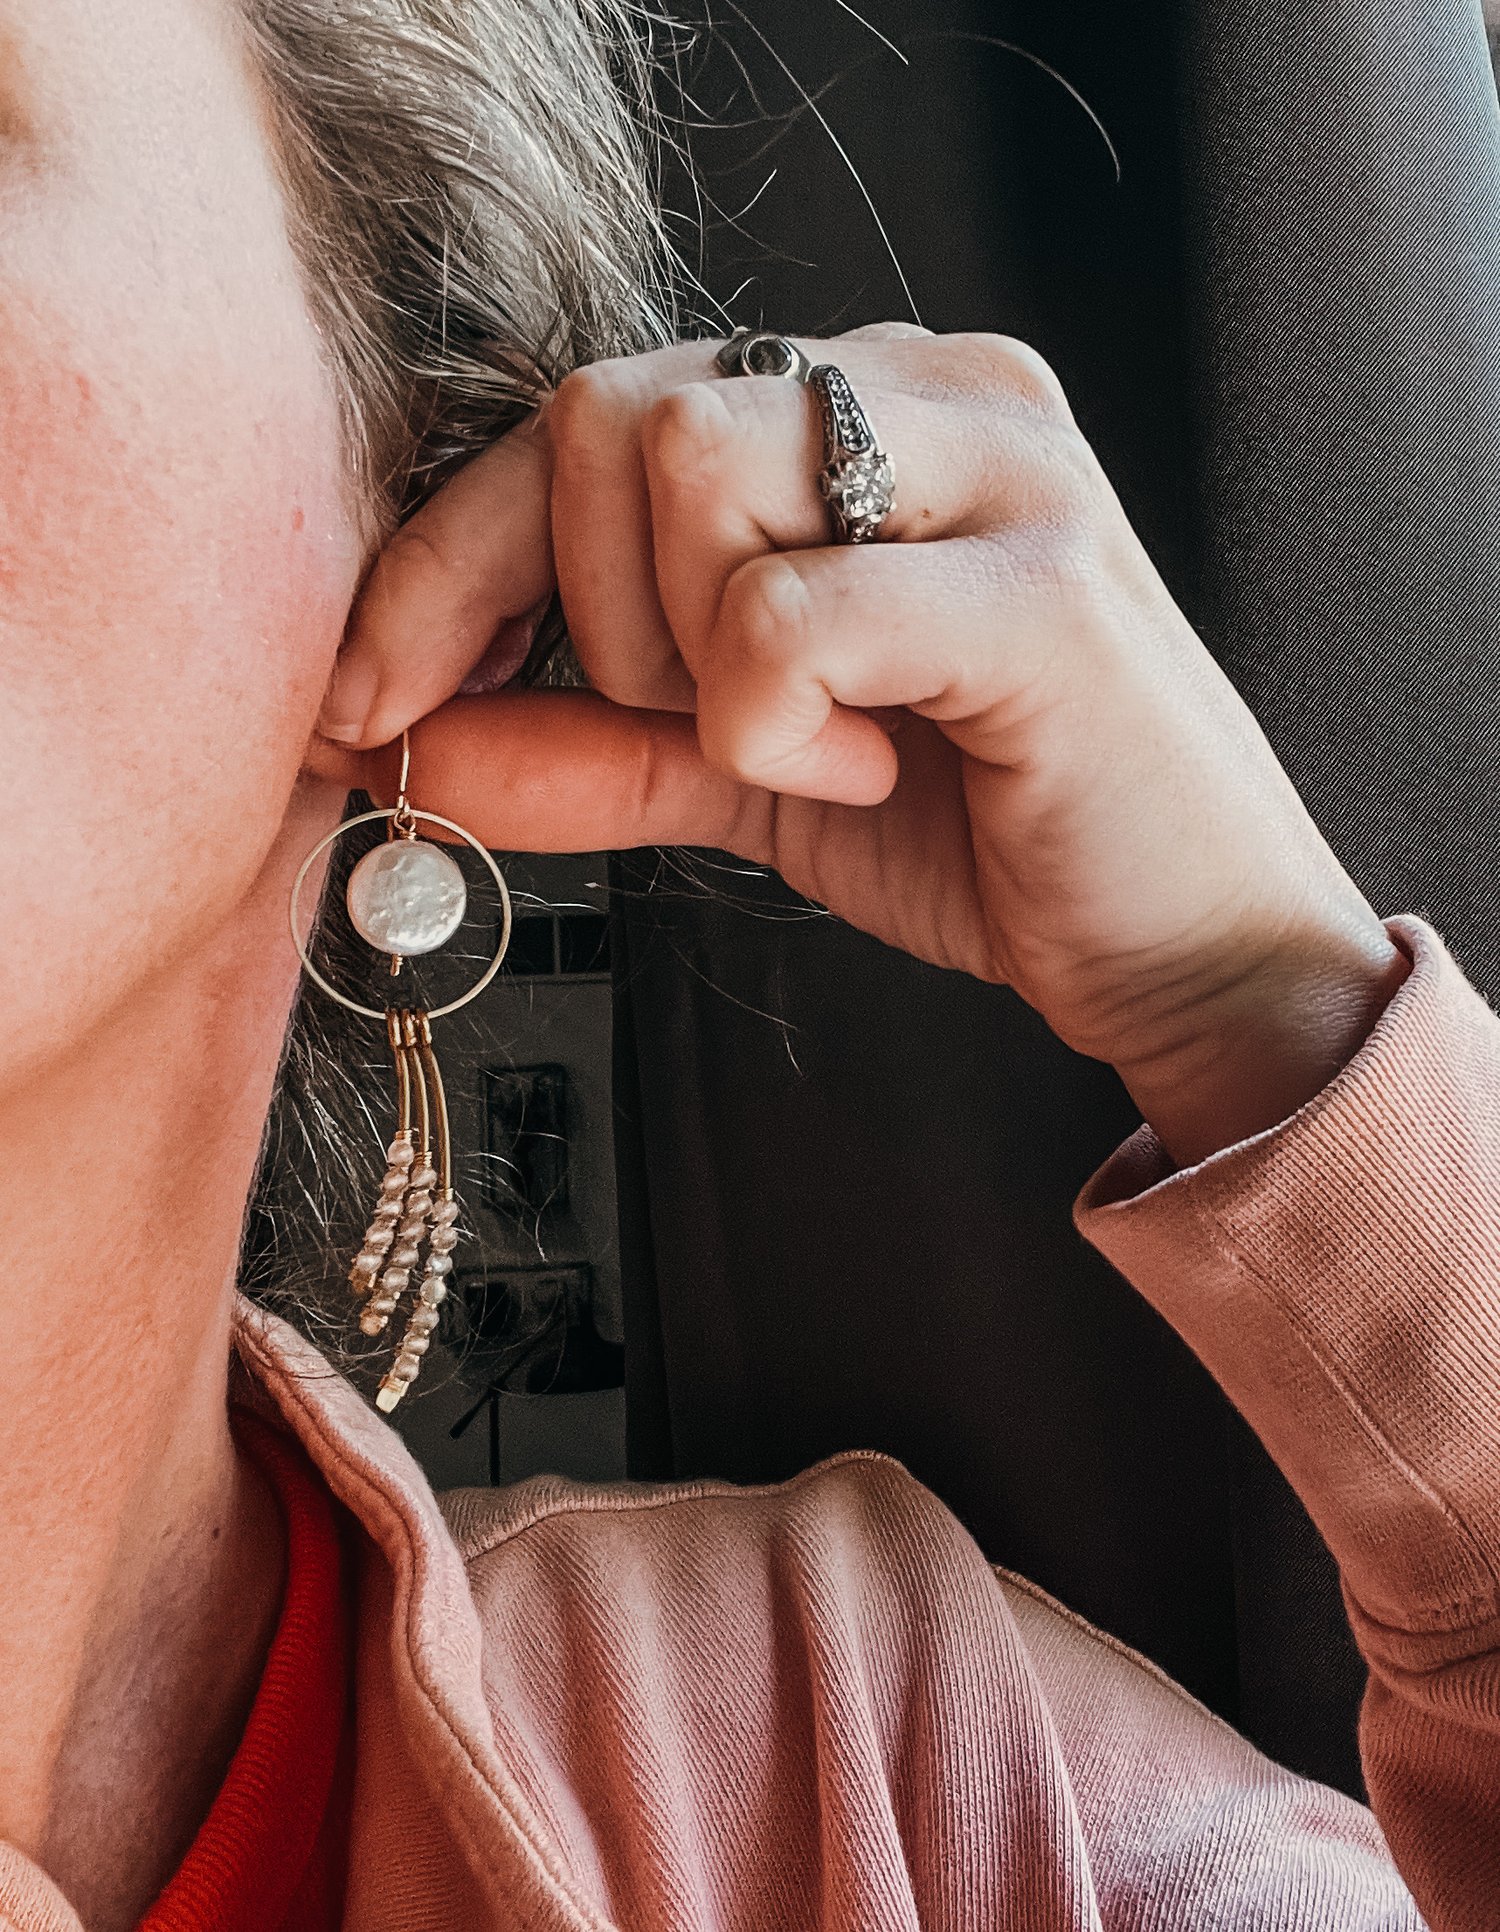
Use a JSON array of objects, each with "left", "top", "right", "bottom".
[{"left": 289, "top": 806, "right": 512, "bottom": 1022}]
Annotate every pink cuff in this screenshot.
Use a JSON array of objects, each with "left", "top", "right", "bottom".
[{"left": 1073, "top": 915, "right": 1500, "bottom": 1633}]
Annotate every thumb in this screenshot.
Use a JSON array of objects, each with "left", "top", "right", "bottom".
[{"left": 365, "top": 689, "right": 772, "bottom": 859}]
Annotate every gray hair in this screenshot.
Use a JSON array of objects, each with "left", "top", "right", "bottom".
[
  {"left": 243, "top": 0, "right": 678, "bottom": 532},
  {"left": 238, "top": 0, "right": 681, "bottom": 1355}
]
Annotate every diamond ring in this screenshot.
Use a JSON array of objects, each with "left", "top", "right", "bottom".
[{"left": 808, "top": 363, "right": 896, "bottom": 544}]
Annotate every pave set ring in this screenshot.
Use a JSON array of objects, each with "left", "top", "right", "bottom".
[{"left": 714, "top": 328, "right": 897, "bottom": 545}]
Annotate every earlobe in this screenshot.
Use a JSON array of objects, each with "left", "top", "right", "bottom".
[
  {"left": 302, "top": 729, "right": 408, "bottom": 810},
  {"left": 300, "top": 729, "right": 374, "bottom": 789}
]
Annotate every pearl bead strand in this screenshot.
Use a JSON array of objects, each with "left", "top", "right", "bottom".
[
  {"left": 376, "top": 1008, "right": 458, "bottom": 1414},
  {"left": 376, "top": 1196, "right": 459, "bottom": 1412},
  {"left": 348, "top": 1133, "right": 415, "bottom": 1303},
  {"left": 358, "top": 1158, "right": 437, "bottom": 1337}
]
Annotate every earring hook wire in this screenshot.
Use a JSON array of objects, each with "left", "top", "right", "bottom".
[{"left": 391, "top": 727, "right": 417, "bottom": 840}]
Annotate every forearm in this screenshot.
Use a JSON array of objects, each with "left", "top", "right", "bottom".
[{"left": 1075, "top": 916, "right": 1500, "bottom": 1927}]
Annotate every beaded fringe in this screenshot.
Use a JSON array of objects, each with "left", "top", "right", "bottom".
[{"left": 347, "top": 1008, "right": 459, "bottom": 1413}]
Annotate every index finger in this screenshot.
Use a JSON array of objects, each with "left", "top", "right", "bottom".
[{"left": 321, "top": 420, "right": 556, "bottom": 749}]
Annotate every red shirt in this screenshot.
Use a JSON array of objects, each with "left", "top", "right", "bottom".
[{"left": 135, "top": 1406, "right": 355, "bottom": 1932}]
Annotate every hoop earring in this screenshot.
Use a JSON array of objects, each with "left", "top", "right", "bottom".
[{"left": 289, "top": 729, "right": 511, "bottom": 1413}]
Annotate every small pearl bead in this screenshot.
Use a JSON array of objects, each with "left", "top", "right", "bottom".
[
  {"left": 387, "top": 1137, "right": 416, "bottom": 1166},
  {"left": 410, "top": 1165, "right": 438, "bottom": 1191},
  {"left": 423, "top": 1280, "right": 448, "bottom": 1307},
  {"left": 389, "top": 1242, "right": 421, "bottom": 1270},
  {"left": 379, "top": 1268, "right": 410, "bottom": 1296},
  {"left": 408, "top": 1306, "right": 440, "bottom": 1336},
  {"left": 380, "top": 1173, "right": 409, "bottom": 1200},
  {"left": 402, "top": 1190, "right": 433, "bottom": 1217},
  {"left": 358, "top": 1312, "right": 386, "bottom": 1336},
  {"left": 389, "top": 1357, "right": 422, "bottom": 1383},
  {"left": 428, "top": 1226, "right": 459, "bottom": 1254},
  {"left": 401, "top": 1333, "right": 431, "bottom": 1358},
  {"left": 424, "top": 1253, "right": 453, "bottom": 1278},
  {"left": 432, "top": 1200, "right": 460, "bottom": 1227},
  {"left": 396, "top": 1216, "right": 428, "bottom": 1241}
]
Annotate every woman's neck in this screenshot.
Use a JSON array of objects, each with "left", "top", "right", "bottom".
[{"left": 0, "top": 801, "right": 330, "bottom": 1926}]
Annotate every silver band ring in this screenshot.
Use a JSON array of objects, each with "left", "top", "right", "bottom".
[
  {"left": 808, "top": 362, "right": 896, "bottom": 544},
  {"left": 714, "top": 327, "right": 813, "bottom": 382}
]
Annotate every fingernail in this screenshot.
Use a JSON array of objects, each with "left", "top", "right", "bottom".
[{"left": 318, "top": 655, "right": 379, "bottom": 744}]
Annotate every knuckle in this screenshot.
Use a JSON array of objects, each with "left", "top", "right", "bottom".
[
  {"left": 1032, "top": 420, "right": 1108, "bottom": 524},
  {"left": 370, "top": 522, "right": 456, "bottom": 609},
  {"left": 381, "top": 521, "right": 447, "bottom": 578},
  {"left": 841, "top": 319, "right": 934, "bottom": 343},
  {"left": 640, "top": 381, "right": 737, "bottom": 491},
  {"left": 719, "top": 554, "right": 811, "bottom": 664},
  {"left": 951, "top": 331, "right": 1071, "bottom": 414},
  {"left": 993, "top": 469, "right": 1109, "bottom": 596},
  {"left": 550, "top": 359, "right": 638, "bottom": 460},
  {"left": 969, "top": 409, "right": 1105, "bottom": 559},
  {"left": 999, "top": 337, "right": 1072, "bottom": 414}
]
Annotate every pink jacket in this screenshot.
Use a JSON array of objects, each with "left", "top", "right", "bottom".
[{"left": 7, "top": 914, "right": 1498, "bottom": 1931}]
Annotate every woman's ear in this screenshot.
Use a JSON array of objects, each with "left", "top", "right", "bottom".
[
  {"left": 300, "top": 723, "right": 406, "bottom": 805},
  {"left": 301, "top": 729, "right": 373, "bottom": 788}
]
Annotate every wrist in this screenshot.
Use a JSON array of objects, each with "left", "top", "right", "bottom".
[{"left": 1112, "top": 913, "right": 1411, "bottom": 1170}]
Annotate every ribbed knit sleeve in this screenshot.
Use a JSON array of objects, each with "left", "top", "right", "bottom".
[{"left": 1073, "top": 913, "right": 1500, "bottom": 1932}]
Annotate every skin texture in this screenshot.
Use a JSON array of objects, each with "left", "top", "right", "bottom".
[
  {"left": 3, "top": 6, "right": 1404, "bottom": 1926},
  {"left": 328, "top": 333, "right": 1407, "bottom": 1165},
  {"left": 0, "top": 1, "right": 363, "bottom": 1921}
]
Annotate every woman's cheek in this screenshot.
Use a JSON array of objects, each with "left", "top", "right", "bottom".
[{"left": 0, "top": 300, "right": 363, "bottom": 1069}]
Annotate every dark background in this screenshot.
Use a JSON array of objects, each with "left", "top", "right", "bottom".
[{"left": 605, "top": 0, "right": 1500, "bottom": 1797}]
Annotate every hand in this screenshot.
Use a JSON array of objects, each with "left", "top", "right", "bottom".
[{"left": 314, "top": 326, "right": 1407, "bottom": 1165}]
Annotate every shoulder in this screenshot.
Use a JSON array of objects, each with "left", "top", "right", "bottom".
[
  {"left": 434, "top": 1450, "right": 1050, "bottom": 1920},
  {"left": 992, "top": 1567, "right": 1420, "bottom": 1924},
  {"left": 436, "top": 1445, "right": 1004, "bottom": 1648},
  {"left": 436, "top": 1446, "right": 903, "bottom": 1555},
  {"left": 439, "top": 1444, "right": 958, "bottom": 1562},
  {"left": 434, "top": 1456, "right": 1419, "bottom": 1928}
]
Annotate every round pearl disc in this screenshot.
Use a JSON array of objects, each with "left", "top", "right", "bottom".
[{"left": 346, "top": 839, "right": 467, "bottom": 955}]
